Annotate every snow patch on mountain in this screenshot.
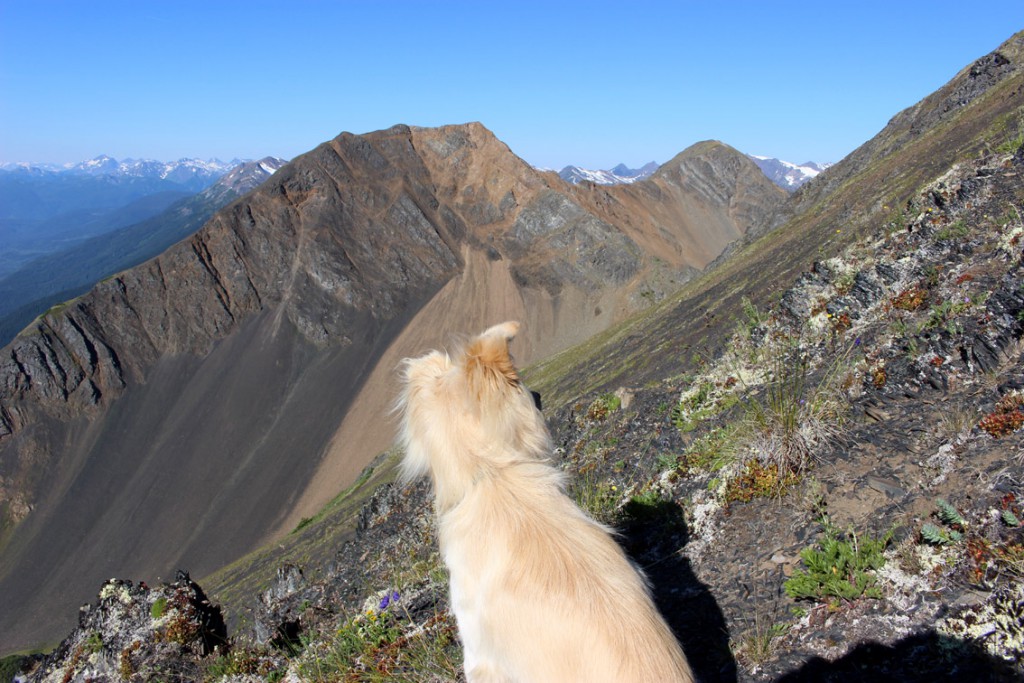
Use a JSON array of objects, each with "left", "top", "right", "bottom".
[
  {"left": 1, "top": 156, "right": 242, "bottom": 183},
  {"left": 556, "top": 161, "right": 659, "bottom": 185},
  {"left": 748, "top": 155, "right": 830, "bottom": 191}
]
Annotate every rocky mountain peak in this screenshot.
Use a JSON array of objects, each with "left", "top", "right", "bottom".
[{"left": 0, "top": 120, "right": 778, "bottom": 651}]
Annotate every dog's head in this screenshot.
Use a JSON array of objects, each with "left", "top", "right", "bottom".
[{"left": 397, "top": 322, "right": 550, "bottom": 487}]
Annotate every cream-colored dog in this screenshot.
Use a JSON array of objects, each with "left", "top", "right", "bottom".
[{"left": 397, "top": 322, "right": 694, "bottom": 683}]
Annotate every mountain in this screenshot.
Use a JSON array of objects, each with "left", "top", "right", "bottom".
[
  {"left": 65, "top": 155, "right": 236, "bottom": 186},
  {"left": 0, "top": 156, "right": 235, "bottom": 218},
  {"left": 7, "top": 28, "right": 1024, "bottom": 683},
  {"left": 563, "top": 142, "right": 785, "bottom": 269},
  {"left": 558, "top": 161, "right": 659, "bottom": 185},
  {"left": 0, "top": 124, "right": 781, "bottom": 651},
  {"left": 0, "top": 157, "right": 240, "bottom": 278},
  {"left": 0, "top": 157, "right": 286, "bottom": 347},
  {"left": 747, "top": 155, "right": 828, "bottom": 190}
]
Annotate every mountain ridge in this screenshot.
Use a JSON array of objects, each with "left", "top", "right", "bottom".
[{"left": 0, "top": 122, "right": 781, "bottom": 651}]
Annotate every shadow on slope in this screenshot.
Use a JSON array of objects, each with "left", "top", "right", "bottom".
[
  {"left": 619, "top": 497, "right": 738, "bottom": 683},
  {"left": 776, "top": 631, "right": 1021, "bottom": 682}
]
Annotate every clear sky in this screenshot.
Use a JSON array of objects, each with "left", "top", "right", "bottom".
[{"left": 1, "top": 1, "right": 1022, "bottom": 170}]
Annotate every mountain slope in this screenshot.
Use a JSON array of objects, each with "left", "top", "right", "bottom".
[
  {"left": 531, "top": 29, "right": 1024, "bottom": 408},
  {"left": 0, "top": 158, "right": 286, "bottom": 347},
  {"left": 198, "top": 30, "right": 1024, "bottom": 681},
  {"left": 0, "top": 123, "right": 780, "bottom": 651},
  {"left": 564, "top": 141, "right": 786, "bottom": 270}
]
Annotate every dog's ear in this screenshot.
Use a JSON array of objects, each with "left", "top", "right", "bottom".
[{"left": 464, "top": 321, "right": 520, "bottom": 387}]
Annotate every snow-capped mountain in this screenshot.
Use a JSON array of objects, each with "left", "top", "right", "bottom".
[
  {"left": 748, "top": 155, "right": 830, "bottom": 191},
  {"left": 200, "top": 157, "right": 286, "bottom": 205},
  {"left": 557, "top": 161, "right": 659, "bottom": 185},
  {"left": 2, "top": 155, "right": 239, "bottom": 184},
  {"left": 66, "top": 155, "right": 238, "bottom": 183},
  {"left": 0, "top": 161, "right": 66, "bottom": 173}
]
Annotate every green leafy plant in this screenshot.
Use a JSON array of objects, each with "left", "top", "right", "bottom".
[
  {"left": 921, "top": 498, "right": 966, "bottom": 545},
  {"left": 784, "top": 521, "right": 893, "bottom": 602},
  {"left": 919, "top": 299, "right": 970, "bottom": 335},
  {"left": 1002, "top": 509, "right": 1021, "bottom": 527},
  {"left": 85, "top": 631, "right": 103, "bottom": 654},
  {"left": 921, "top": 523, "right": 963, "bottom": 545},
  {"left": 150, "top": 596, "right": 168, "bottom": 619},
  {"left": 937, "top": 498, "right": 967, "bottom": 527}
]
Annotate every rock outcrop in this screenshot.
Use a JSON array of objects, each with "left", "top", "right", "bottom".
[{"left": 15, "top": 574, "right": 236, "bottom": 683}]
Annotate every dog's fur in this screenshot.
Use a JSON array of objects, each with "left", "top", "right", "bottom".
[{"left": 397, "top": 322, "right": 694, "bottom": 683}]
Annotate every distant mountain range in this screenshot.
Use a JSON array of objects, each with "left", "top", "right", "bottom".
[
  {"left": 1, "top": 155, "right": 238, "bottom": 183},
  {"left": 557, "top": 161, "right": 659, "bottom": 185},
  {"left": 0, "top": 156, "right": 260, "bottom": 277},
  {"left": 0, "top": 157, "right": 285, "bottom": 346},
  {"left": 747, "top": 156, "right": 830, "bottom": 190},
  {"left": 556, "top": 157, "right": 826, "bottom": 191}
]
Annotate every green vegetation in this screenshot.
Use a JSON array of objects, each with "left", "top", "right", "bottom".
[
  {"left": 785, "top": 520, "right": 893, "bottom": 602},
  {"left": 291, "top": 463, "right": 379, "bottom": 535},
  {"left": 996, "top": 114, "right": 1024, "bottom": 153},
  {"left": 934, "top": 219, "right": 969, "bottom": 242},
  {"left": 150, "top": 596, "right": 168, "bottom": 619},
  {"left": 738, "top": 338, "right": 848, "bottom": 484},
  {"left": 0, "top": 654, "right": 32, "bottom": 683},
  {"left": 202, "top": 647, "right": 284, "bottom": 681},
  {"left": 674, "top": 425, "right": 738, "bottom": 473},
  {"left": 670, "top": 381, "right": 715, "bottom": 432},
  {"left": 585, "top": 393, "right": 621, "bottom": 421},
  {"left": 297, "top": 603, "right": 462, "bottom": 683},
  {"left": 570, "top": 468, "right": 621, "bottom": 524},
  {"left": 84, "top": 630, "right": 103, "bottom": 654},
  {"left": 737, "top": 618, "right": 789, "bottom": 667},
  {"left": 920, "top": 298, "right": 971, "bottom": 335},
  {"left": 921, "top": 498, "right": 967, "bottom": 546}
]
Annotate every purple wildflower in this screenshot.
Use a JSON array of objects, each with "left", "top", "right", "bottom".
[{"left": 379, "top": 590, "right": 400, "bottom": 611}]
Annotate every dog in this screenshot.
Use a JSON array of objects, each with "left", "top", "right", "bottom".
[{"left": 397, "top": 322, "right": 694, "bottom": 682}]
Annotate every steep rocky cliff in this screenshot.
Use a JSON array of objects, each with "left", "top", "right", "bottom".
[{"left": 0, "top": 123, "right": 780, "bottom": 651}]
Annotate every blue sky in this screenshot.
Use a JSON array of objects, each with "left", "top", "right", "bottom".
[{"left": 1, "top": 2, "right": 1022, "bottom": 169}]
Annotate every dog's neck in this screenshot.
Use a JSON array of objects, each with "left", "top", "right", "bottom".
[{"left": 431, "top": 451, "right": 561, "bottom": 517}]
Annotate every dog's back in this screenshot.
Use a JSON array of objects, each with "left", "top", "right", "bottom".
[
  {"left": 443, "top": 465, "right": 694, "bottom": 682},
  {"left": 399, "top": 322, "right": 694, "bottom": 683}
]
